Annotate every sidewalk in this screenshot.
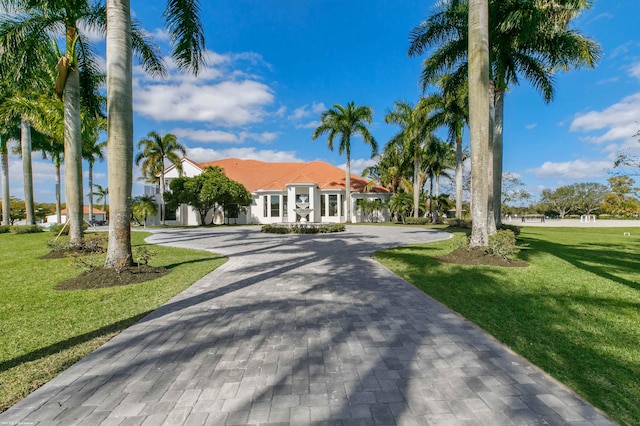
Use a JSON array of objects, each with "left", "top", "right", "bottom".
[{"left": 0, "top": 226, "right": 615, "bottom": 425}]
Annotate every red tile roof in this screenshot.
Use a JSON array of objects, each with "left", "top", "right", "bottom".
[
  {"left": 197, "top": 158, "right": 389, "bottom": 193},
  {"left": 60, "top": 206, "right": 106, "bottom": 214}
]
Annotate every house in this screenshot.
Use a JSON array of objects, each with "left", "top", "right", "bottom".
[
  {"left": 46, "top": 206, "right": 107, "bottom": 224},
  {"left": 149, "top": 158, "right": 390, "bottom": 225}
]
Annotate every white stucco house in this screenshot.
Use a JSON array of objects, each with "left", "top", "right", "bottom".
[
  {"left": 146, "top": 158, "right": 390, "bottom": 226},
  {"left": 45, "top": 206, "right": 107, "bottom": 224}
]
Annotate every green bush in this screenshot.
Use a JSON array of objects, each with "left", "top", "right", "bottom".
[
  {"left": 261, "top": 223, "right": 346, "bottom": 234},
  {"left": 498, "top": 223, "right": 521, "bottom": 236},
  {"left": 404, "top": 217, "right": 430, "bottom": 225},
  {"left": 49, "top": 224, "right": 68, "bottom": 235},
  {"left": 489, "top": 229, "right": 520, "bottom": 258},
  {"left": 12, "top": 225, "right": 43, "bottom": 234},
  {"left": 446, "top": 218, "right": 471, "bottom": 229},
  {"left": 0, "top": 225, "right": 11, "bottom": 234}
]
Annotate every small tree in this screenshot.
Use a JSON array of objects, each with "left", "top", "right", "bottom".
[
  {"left": 165, "top": 166, "right": 251, "bottom": 225},
  {"left": 132, "top": 195, "right": 158, "bottom": 227}
]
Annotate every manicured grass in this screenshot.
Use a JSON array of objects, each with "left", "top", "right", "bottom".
[
  {"left": 0, "top": 231, "right": 226, "bottom": 412},
  {"left": 375, "top": 227, "right": 640, "bottom": 425}
]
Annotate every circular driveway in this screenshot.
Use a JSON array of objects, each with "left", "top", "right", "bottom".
[{"left": 0, "top": 225, "right": 613, "bottom": 425}]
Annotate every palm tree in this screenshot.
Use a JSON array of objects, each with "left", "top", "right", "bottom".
[
  {"left": 409, "top": 0, "right": 600, "bottom": 239},
  {"left": 468, "top": 0, "right": 491, "bottom": 246},
  {"left": 132, "top": 195, "right": 158, "bottom": 227},
  {"left": 0, "top": 125, "right": 18, "bottom": 226},
  {"left": 83, "top": 132, "right": 107, "bottom": 224},
  {"left": 424, "top": 75, "right": 469, "bottom": 220},
  {"left": 384, "top": 100, "right": 437, "bottom": 218},
  {"left": 135, "top": 131, "right": 186, "bottom": 225},
  {"left": 424, "top": 138, "right": 455, "bottom": 222},
  {"left": 105, "top": 0, "right": 205, "bottom": 268},
  {"left": 312, "top": 102, "right": 378, "bottom": 223},
  {"left": 91, "top": 184, "right": 109, "bottom": 217}
]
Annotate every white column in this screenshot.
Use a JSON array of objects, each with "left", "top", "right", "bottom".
[{"left": 287, "top": 186, "right": 296, "bottom": 223}]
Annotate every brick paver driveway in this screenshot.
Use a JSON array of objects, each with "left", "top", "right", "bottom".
[{"left": 0, "top": 225, "right": 614, "bottom": 425}]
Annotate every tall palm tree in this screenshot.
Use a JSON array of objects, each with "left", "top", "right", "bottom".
[
  {"left": 409, "top": 0, "right": 599, "bottom": 236},
  {"left": 312, "top": 102, "right": 377, "bottom": 223},
  {"left": 385, "top": 99, "right": 437, "bottom": 218},
  {"left": 105, "top": 0, "right": 205, "bottom": 268},
  {"left": 468, "top": 0, "right": 491, "bottom": 246},
  {"left": 135, "top": 131, "right": 186, "bottom": 225},
  {"left": 83, "top": 123, "right": 107, "bottom": 224},
  {"left": 91, "top": 184, "right": 109, "bottom": 216},
  {"left": 424, "top": 138, "right": 455, "bottom": 222},
  {"left": 0, "top": 124, "right": 19, "bottom": 226},
  {"left": 424, "top": 75, "right": 469, "bottom": 219}
]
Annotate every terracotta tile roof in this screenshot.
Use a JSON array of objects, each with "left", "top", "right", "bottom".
[
  {"left": 197, "top": 158, "right": 389, "bottom": 193},
  {"left": 60, "top": 206, "right": 106, "bottom": 214}
]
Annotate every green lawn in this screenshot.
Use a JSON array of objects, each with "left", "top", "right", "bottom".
[
  {"left": 0, "top": 231, "right": 226, "bottom": 412},
  {"left": 375, "top": 227, "right": 640, "bottom": 426}
]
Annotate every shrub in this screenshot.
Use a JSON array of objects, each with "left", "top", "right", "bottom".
[
  {"left": 49, "top": 224, "right": 68, "bottom": 235},
  {"left": 489, "top": 229, "right": 520, "bottom": 259},
  {"left": 446, "top": 218, "right": 471, "bottom": 229},
  {"left": 12, "top": 225, "right": 43, "bottom": 234},
  {"left": 0, "top": 225, "right": 11, "bottom": 234},
  {"left": 261, "top": 223, "right": 346, "bottom": 234},
  {"left": 404, "top": 217, "right": 430, "bottom": 225},
  {"left": 498, "top": 223, "right": 521, "bottom": 236}
]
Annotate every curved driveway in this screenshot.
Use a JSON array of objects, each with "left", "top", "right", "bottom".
[{"left": 0, "top": 226, "right": 613, "bottom": 425}]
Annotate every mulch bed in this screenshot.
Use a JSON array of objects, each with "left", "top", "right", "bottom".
[
  {"left": 56, "top": 265, "right": 170, "bottom": 290},
  {"left": 436, "top": 247, "right": 528, "bottom": 268}
]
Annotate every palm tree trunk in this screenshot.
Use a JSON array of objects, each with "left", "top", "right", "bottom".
[
  {"left": 455, "top": 130, "right": 463, "bottom": 220},
  {"left": 55, "top": 159, "right": 62, "bottom": 224},
  {"left": 413, "top": 153, "right": 420, "bottom": 218},
  {"left": 433, "top": 174, "right": 441, "bottom": 223},
  {"left": 105, "top": 0, "right": 134, "bottom": 268},
  {"left": 429, "top": 175, "right": 434, "bottom": 221},
  {"left": 493, "top": 89, "right": 505, "bottom": 228},
  {"left": 159, "top": 168, "right": 166, "bottom": 225},
  {"left": 345, "top": 153, "right": 352, "bottom": 223},
  {"left": 64, "top": 67, "right": 84, "bottom": 244},
  {"left": 88, "top": 161, "right": 94, "bottom": 223},
  {"left": 21, "top": 118, "right": 35, "bottom": 225},
  {"left": 486, "top": 80, "right": 497, "bottom": 235},
  {"left": 1, "top": 145, "right": 10, "bottom": 226},
  {"left": 468, "top": 0, "right": 491, "bottom": 247}
]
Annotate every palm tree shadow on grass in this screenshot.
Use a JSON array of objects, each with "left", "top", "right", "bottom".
[
  {"left": 0, "top": 312, "right": 151, "bottom": 375},
  {"left": 519, "top": 236, "right": 640, "bottom": 291}
]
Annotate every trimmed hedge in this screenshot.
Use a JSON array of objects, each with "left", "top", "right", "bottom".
[
  {"left": 403, "top": 217, "right": 431, "bottom": 225},
  {"left": 0, "top": 225, "right": 11, "bottom": 234},
  {"left": 12, "top": 225, "right": 43, "bottom": 234},
  {"left": 261, "top": 223, "right": 346, "bottom": 234}
]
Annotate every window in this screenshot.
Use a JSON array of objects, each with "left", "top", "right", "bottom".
[
  {"left": 270, "top": 195, "right": 280, "bottom": 217},
  {"left": 321, "top": 195, "right": 326, "bottom": 217},
  {"left": 329, "top": 194, "right": 338, "bottom": 217},
  {"left": 263, "top": 196, "right": 268, "bottom": 217},
  {"left": 283, "top": 196, "right": 288, "bottom": 217}
]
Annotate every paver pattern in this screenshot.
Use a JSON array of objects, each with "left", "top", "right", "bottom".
[{"left": 0, "top": 225, "right": 615, "bottom": 425}]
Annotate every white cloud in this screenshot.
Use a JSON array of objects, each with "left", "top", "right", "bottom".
[
  {"left": 133, "top": 51, "right": 275, "bottom": 125},
  {"left": 171, "top": 128, "right": 242, "bottom": 144},
  {"left": 171, "top": 128, "right": 278, "bottom": 144},
  {"left": 288, "top": 102, "right": 326, "bottom": 120},
  {"left": 295, "top": 120, "right": 321, "bottom": 130},
  {"left": 525, "top": 123, "right": 537, "bottom": 130},
  {"left": 339, "top": 158, "right": 378, "bottom": 177},
  {"left": 630, "top": 62, "right": 640, "bottom": 80},
  {"left": 186, "top": 147, "right": 303, "bottom": 163},
  {"left": 526, "top": 159, "right": 611, "bottom": 179},
  {"left": 570, "top": 93, "right": 640, "bottom": 144}
]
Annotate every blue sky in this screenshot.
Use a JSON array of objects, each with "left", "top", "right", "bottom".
[{"left": 6, "top": 0, "right": 640, "bottom": 204}]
